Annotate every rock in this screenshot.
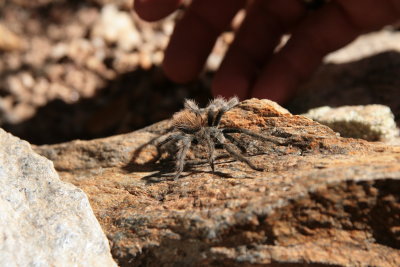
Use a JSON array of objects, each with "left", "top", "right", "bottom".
[
  {"left": 0, "top": 128, "right": 116, "bottom": 266},
  {"left": 303, "top": 104, "right": 399, "bottom": 141},
  {"left": 35, "top": 98, "right": 400, "bottom": 266}
]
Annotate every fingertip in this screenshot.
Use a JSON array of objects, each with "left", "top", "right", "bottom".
[
  {"left": 250, "top": 3, "right": 364, "bottom": 104},
  {"left": 251, "top": 57, "right": 301, "bottom": 103},
  {"left": 251, "top": 73, "right": 297, "bottom": 104},
  {"left": 134, "top": 0, "right": 182, "bottom": 21},
  {"left": 162, "top": 37, "right": 205, "bottom": 83},
  {"left": 162, "top": 57, "right": 197, "bottom": 83},
  {"left": 212, "top": 70, "right": 250, "bottom": 100}
]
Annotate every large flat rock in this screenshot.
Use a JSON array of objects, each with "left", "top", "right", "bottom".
[{"left": 36, "top": 98, "right": 400, "bottom": 266}]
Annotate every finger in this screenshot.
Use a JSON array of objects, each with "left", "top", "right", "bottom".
[
  {"left": 163, "top": 0, "right": 246, "bottom": 83},
  {"left": 134, "top": 0, "right": 183, "bottom": 22},
  {"left": 335, "top": 0, "right": 400, "bottom": 30},
  {"left": 250, "top": 3, "right": 361, "bottom": 102},
  {"left": 212, "top": 0, "right": 306, "bottom": 100},
  {"left": 251, "top": 0, "right": 400, "bottom": 103}
]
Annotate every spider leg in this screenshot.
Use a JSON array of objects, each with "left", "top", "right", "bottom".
[
  {"left": 174, "top": 136, "right": 193, "bottom": 180},
  {"left": 223, "top": 133, "right": 247, "bottom": 153},
  {"left": 184, "top": 99, "right": 203, "bottom": 115},
  {"left": 212, "top": 97, "right": 239, "bottom": 126},
  {"left": 150, "top": 133, "right": 184, "bottom": 163},
  {"left": 207, "top": 108, "right": 216, "bottom": 127},
  {"left": 205, "top": 134, "right": 216, "bottom": 172},
  {"left": 206, "top": 97, "right": 239, "bottom": 127},
  {"left": 216, "top": 133, "right": 263, "bottom": 171},
  {"left": 212, "top": 107, "right": 226, "bottom": 127},
  {"left": 157, "top": 133, "right": 184, "bottom": 147},
  {"left": 222, "top": 128, "right": 285, "bottom": 146}
]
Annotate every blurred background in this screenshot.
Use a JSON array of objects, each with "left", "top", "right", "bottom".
[
  {"left": 1, "top": 0, "right": 399, "bottom": 145},
  {"left": 0, "top": 0, "right": 219, "bottom": 144}
]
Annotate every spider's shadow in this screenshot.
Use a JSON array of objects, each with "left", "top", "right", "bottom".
[
  {"left": 139, "top": 163, "right": 240, "bottom": 184},
  {"left": 122, "top": 135, "right": 242, "bottom": 184},
  {"left": 122, "top": 132, "right": 166, "bottom": 172}
]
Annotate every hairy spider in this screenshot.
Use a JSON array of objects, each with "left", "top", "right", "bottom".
[{"left": 158, "top": 97, "right": 277, "bottom": 179}]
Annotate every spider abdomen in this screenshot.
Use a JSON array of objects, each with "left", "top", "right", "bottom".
[{"left": 171, "top": 109, "right": 207, "bottom": 133}]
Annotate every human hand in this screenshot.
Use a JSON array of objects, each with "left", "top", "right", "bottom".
[{"left": 134, "top": 0, "right": 400, "bottom": 102}]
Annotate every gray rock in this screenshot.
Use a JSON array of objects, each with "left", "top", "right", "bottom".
[
  {"left": 0, "top": 128, "right": 116, "bottom": 267},
  {"left": 303, "top": 104, "right": 399, "bottom": 141}
]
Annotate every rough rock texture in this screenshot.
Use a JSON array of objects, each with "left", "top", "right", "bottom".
[
  {"left": 303, "top": 104, "right": 399, "bottom": 141},
  {"left": 35, "top": 98, "right": 400, "bottom": 266},
  {"left": 0, "top": 128, "right": 116, "bottom": 266}
]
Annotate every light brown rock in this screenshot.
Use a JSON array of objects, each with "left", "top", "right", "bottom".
[
  {"left": 303, "top": 104, "right": 399, "bottom": 141},
  {"left": 35, "top": 98, "right": 400, "bottom": 267}
]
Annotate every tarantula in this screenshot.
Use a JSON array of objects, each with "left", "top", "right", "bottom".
[{"left": 158, "top": 97, "right": 276, "bottom": 179}]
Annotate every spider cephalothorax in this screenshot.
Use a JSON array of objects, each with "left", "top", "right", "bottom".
[{"left": 158, "top": 97, "right": 274, "bottom": 179}]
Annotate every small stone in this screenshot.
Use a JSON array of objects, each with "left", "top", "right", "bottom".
[
  {"left": 91, "top": 4, "right": 141, "bottom": 52},
  {"left": 30, "top": 94, "right": 47, "bottom": 106},
  {"left": 34, "top": 77, "right": 50, "bottom": 97},
  {"left": 9, "top": 103, "right": 35, "bottom": 123},
  {"left": 152, "top": 50, "right": 164, "bottom": 66},
  {"left": 23, "top": 37, "right": 51, "bottom": 67},
  {"left": 303, "top": 104, "right": 399, "bottom": 141},
  {"left": 0, "top": 23, "right": 25, "bottom": 51},
  {"left": 50, "top": 42, "right": 68, "bottom": 60},
  {"left": 139, "top": 51, "right": 153, "bottom": 70},
  {"left": 20, "top": 71, "right": 35, "bottom": 89},
  {"left": 77, "top": 7, "right": 100, "bottom": 26},
  {"left": 47, "top": 24, "right": 64, "bottom": 41},
  {"left": 113, "top": 52, "right": 139, "bottom": 72},
  {"left": 68, "top": 39, "right": 94, "bottom": 65},
  {"left": 65, "top": 22, "right": 86, "bottom": 39},
  {"left": 4, "top": 52, "right": 22, "bottom": 70},
  {"left": 86, "top": 56, "right": 116, "bottom": 80},
  {"left": 47, "top": 82, "right": 71, "bottom": 101},
  {"left": 5, "top": 75, "right": 24, "bottom": 96}
]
